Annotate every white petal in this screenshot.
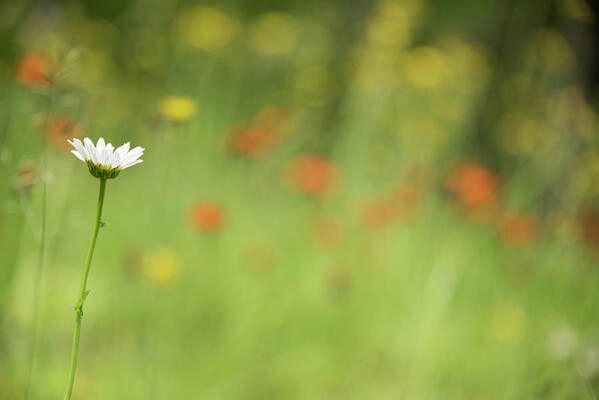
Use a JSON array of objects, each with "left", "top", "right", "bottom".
[
  {"left": 115, "top": 142, "right": 130, "bottom": 156},
  {"left": 128, "top": 147, "right": 145, "bottom": 158},
  {"left": 102, "top": 144, "right": 112, "bottom": 165},
  {"left": 97, "top": 137, "right": 105, "bottom": 153},
  {"left": 121, "top": 159, "right": 143, "bottom": 169},
  {"left": 111, "top": 151, "right": 120, "bottom": 168},
  {"left": 69, "top": 138, "right": 89, "bottom": 160},
  {"left": 104, "top": 144, "right": 115, "bottom": 166},
  {"left": 69, "top": 138, "right": 87, "bottom": 158},
  {"left": 83, "top": 138, "right": 97, "bottom": 164},
  {"left": 103, "top": 149, "right": 109, "bottom": 165},
  {"left": 114, "top": 143, "right": 130, "bottom": 166},
  {"left": 70, "top": 150, "right": 85, "bottom": 162},
  {"left": 121, "top": 148, "right": 144, "bottom": 166},
  {"left": 99, "top": 139, "right": 109, "bottom": 165},
  {"left": 128, "top": 146, "right": 144, "bottom": 155}
]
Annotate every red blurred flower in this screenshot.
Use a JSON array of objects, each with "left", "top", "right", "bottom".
[
  {"left": 497, "top": 212, "right": 537, "bottom": 246},
  {"left": 228, "top": 106, "right": 292, "bottom": 158},
  {"left": 360, "top": 200, "right": 399, "bottom": 230},
  {"left": 360, "top": 184, "right": 421, "bottom": 230},
  {"left": 254, "top": 106, "right": 293, "bottom": 134},
  {"left": 14, "top": 161, "right": 40, "bottom": 192},
  {"left": 228, "top": 125, "right": 277, "bottom": 157},
  {"left": 446, "top": 161, "right": 499, "bottom": 208},
  {"left": 188, "top": 202, "right": 225, "bottom": 232},
  {"left": 44, "top": 115, "right": 83, "bottom": 151},
  {"left": 15, "top": 51, "right": 53, "bottom": 88},
  {"left": 325, "top": 267, "right": 351, "bottom": 294},
  {"left": 580, "top": 208, "right": 599, "bottom": 249},
  {"left": 286, "top": 155, "right": 340, "bottom": 198}
]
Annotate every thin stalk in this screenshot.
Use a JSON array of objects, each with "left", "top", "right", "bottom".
[
  {"left": 63, "top": 178, "right": 107, "bottom": 400},
  {"left": 23, "top": 142, "right": 47, "bottom": 400},
  {"left": 24, "top": 90, "right": 53, "bottom": 400}
]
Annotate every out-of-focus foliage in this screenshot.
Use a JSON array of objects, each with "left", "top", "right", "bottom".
[{"left": 2, "top": 0, "right": 599, "bottom": 399}]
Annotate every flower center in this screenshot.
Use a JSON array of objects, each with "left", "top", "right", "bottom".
[{"left": 86, "top": 161, "right": 121, "bottom": 179}]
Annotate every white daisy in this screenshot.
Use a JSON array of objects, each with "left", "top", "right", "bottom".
[{"left": 68, "top": 137, "right": 144, "bottom": 179}]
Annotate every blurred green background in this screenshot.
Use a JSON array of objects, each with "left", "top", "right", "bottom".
[{"left": 2, "top": 0, "right": 599, "bottom": 398}]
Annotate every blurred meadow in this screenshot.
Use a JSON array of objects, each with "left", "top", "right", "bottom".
[{"left": 2, "top": 0, "right": 599, "bottom": 398}]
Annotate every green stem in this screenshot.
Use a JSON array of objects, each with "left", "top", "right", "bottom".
[
  {"left": 23, "top": 140, "right": 47, "bottom": 400},
  {"left": 25, "top": 88, "right": 54, "bottom": 400},
  {"left": 63, "top": 178, "right": 107, "bottom": 400}
]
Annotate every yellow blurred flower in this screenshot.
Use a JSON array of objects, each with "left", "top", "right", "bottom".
[
  {"left": 125, "top": 28, "right": 168, "bottom": 71},
  {"left": 438, "top": 37, "right": 491, "bottom": 91},
  {"left": 495, "top": 112, "right": 550, "bottom": 156},
  {"left": 352, "top": 0, "right": 424, "bottom": 93},
  {"left": 489, "top": 302, "right": 528, "bottom": 345},
  {"left": 560, "top": 0, "right": 594, "bottom": 22},
  {"left": 61, "top": 48, "right": 114, "bottom": 89},
  {"left": 158, "top": 96, "right": 197, "bottom": 122},
  {"left": 293, "top": 64, "right": 330, "bottom": 107},
  {"left": 367, "top": 0, "right": 421, "bottom": 48},
  {"left": 535, "top": 29, "right": 575, "bottom": 72},
  {"left": 396, "top": 114, "right": 448, "bottom": 160},
  {"left": 401, "top": 46, "right": 450, "bottom": 89},
  {"left": 575, "top": 149, "right": 599, "bottom": 198},
  {"left": 249, "top": 13, "right": 298, "bottom": 55},
  {"left": 546, "top": 86, "right": 599, "bottom": 142},
  {"left": 365, "top": 145, "right": 396, "bottom": 176},
  {"left": 175, "top": 6, "right": 240, "bottom": 52},
  {"left": 141, "top": 247, "right": 182, "bottom": 286}
]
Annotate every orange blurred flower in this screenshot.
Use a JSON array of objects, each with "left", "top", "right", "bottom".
[
  {"left": 497, "top": 212, "right": 537, "bottom": 246},
  {"left": 15, "top": 51, "right": 53, "bottom": 88},
  {"left": 228, "top": 125, "right": 277, "bottom": 157},
  {"left": 228, "top": 106, "right": 292, "bottom": 157},
  {"left": 188, "top": 202, "right": 225, "bottom": 232},
  {"left": 360, "top": 200, "right": 399, "bottom": 230},
  {"left": 446, "top": 160, "right": 499, "bottom": 208},
  {"left": 14, "top": 161, "right": 40, "bottom": 192},
  {"left": 579, "top": 208, "right": 599, "bottom": 249},
  {"left": 325, "top": 267, "right": 351, "bottom": 294},
  {"left": 254, "top": 106, "right": 293, "bottom": 133},
  {"left": 286, "top": 155, "right": 340, "bottom": 198},
  {"left": 44, "top": 115, "right": 83, "bottom": 150},
  {"left": 392, "top": 184, "right": 421, "bottom": 208},
  {"left": 360, "top": 184, "right": 421, "bottom": 230}
]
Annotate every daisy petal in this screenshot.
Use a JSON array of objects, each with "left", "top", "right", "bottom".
[
  {"left": 97, "top": 137, "right": 105, "bottom": 154},
  {"left": 83, "top": 138, "right": 97, "bottom": 164},
  {"left": 69, "top": 137, "right": 144, "bottom": 177},
  {"left": 69, "top": 138, "right": 89, "bottom": 160},
  {"left": 70, "top": 150, "right": 85, "bottom": 162},
  {"left": 121, "top": 159, "right": 143, "bottom": 169}
]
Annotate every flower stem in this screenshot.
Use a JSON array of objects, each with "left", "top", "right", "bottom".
[
  {"left": 63, "top": 178, "right": 107, "bottom": 400},
  {"left": 23, "top": 140, "right": 47, "bottom": 400}
]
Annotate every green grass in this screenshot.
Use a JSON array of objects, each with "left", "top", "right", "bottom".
[
  {"left": 2, "top": 1, "right": 599, "bottom": 398},
  {"left": 3, "top": 123, "right": 599, "bottom": 398}
]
